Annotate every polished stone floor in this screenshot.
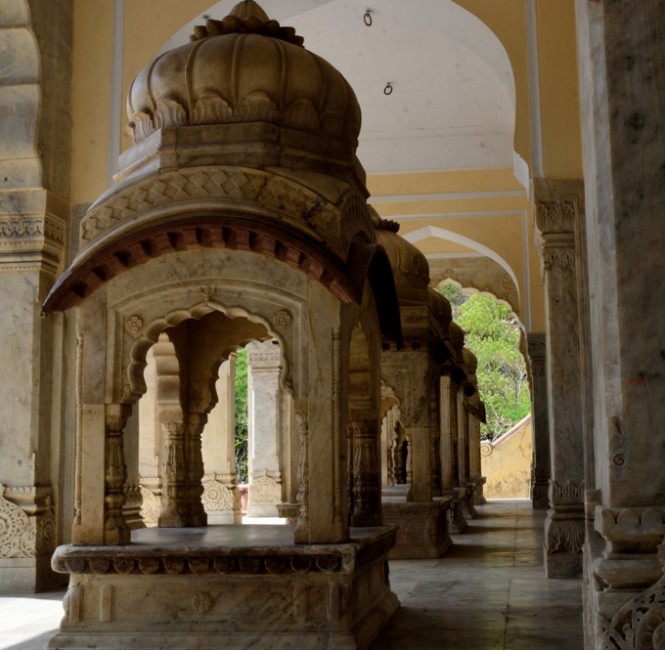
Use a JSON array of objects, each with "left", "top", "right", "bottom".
[
  {"left": 369, "top": 499, "right": 584, "bottom": 650},
  {"left": 0, "top": 500, "right": 583, "bottom": 650}
]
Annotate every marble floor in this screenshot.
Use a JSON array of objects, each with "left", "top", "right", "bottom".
[
  {"left": 369, "top": 499, "right": 584, "bottom": 650},
  {"left": 0, "top": 500, "right": 583, "bottom": 650}
]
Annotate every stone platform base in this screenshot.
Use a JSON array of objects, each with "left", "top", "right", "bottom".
[
  {"left": 49, "top": 524, "right": 399, "bottom": 650},
  {"left": 472, "top": 477, "right": 487, "bottom": 506},
  {"left": 382, "top": 497, "right": 453, "bottom": 559}
]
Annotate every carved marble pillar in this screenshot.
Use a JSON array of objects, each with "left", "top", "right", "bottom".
[
  {"left": 349, "top": 417, "right": 382, "bottom": 527},
  {"left": 527, "top": 332, "right": 550, "bottom": 509},
  {"left": 576, "top": 1, "right": 665, "bottom": 646},
  {"left": 439, "top": 374, "right": 456, "bottom": 493},
  {"left": 184, "top": 412, "right": 208, "bottom": 526},
  {"left": 534, "top": 179, "right": 585, "bottom": 578},
  {"left": 467, "top": 395, "right": 486, "bottom": 506},
  {"left": 122, "top": 409, "right": 144, "bottom": 530},
  {"left": 246, "top": 340, "right": 283, "bottom": 517},
  {"left": 158, "top": 416, "right": 188, "bottom": 528},
  {"left": 457, "top": 388, "right": 476, "bottom": 519},
  {"left": 104, "top": 405, "right": 131, "bottom": 545},
  {"left": 202, "top": 356, "right": 241, "bottom": 524}
]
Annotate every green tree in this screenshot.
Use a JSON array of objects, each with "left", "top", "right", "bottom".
[
  {"left": 234, "top": 347, "right": 249, "bottom": 483},
  {"left": 439, "top": 284, "right": 530, "bottom": 440}
]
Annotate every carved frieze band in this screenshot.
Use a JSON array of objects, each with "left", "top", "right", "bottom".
[
  {"left": 80, "top": 167, "right": 336, "bottom": 246},
  {"left": 596, "top": 506, "right": 665, "bottom": 549},
  {"left": 0, "top": 214, "right": 65, "bottom": 260},
  {"left": 549, "top": 479, "right": 585, "bottom": 506},
  {"left": 0, "top": 484, "right": 56, "bottom": 558}
]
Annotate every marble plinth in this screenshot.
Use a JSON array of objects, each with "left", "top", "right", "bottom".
[
  {"left": 463, "top": 483, "right": 478, "bottom": 520},
  {"left": 443, "top": 488, "right": 468, "bottom": 533},
  {"left": 472, "top": 477, "right": 487, "bottom": 506},
  {"left": 382, "top": 497, "right": 453, "bottom": 559},
  {"left": 49, "top": 524, "right": 399, "bottom": 650}
]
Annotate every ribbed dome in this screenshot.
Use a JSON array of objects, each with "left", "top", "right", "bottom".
[
  {"left": 126, "top": 1, "right": 361, "bottom": 150},
  {"left": 428, "top": 288, "right": 452, "bottom": 331},
  {"left": 375, "top": 219, "right": 429, "bottom": 305},
  {"left": 450, "top": 322, "right": 465, "bottom": 354}
]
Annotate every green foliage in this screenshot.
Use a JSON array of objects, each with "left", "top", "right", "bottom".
[
  {"left": 440, "top": 284, "right": 530, "bottom": 441},
  {"left": 234, "top": 347, "right": 249, "bottom": 483}
]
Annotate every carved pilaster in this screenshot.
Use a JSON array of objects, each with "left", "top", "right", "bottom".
[
  {"left": 349, "top": 418, "right": 382, "bottom": 527},
  {"left": 533, "top": 179, "right": 585, "bottom": 578},
  {"left": 104, "top": 405, "right": 131, "bottom": 544}
]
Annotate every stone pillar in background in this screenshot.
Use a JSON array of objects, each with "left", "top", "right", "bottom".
[
  {"left": 202, "top": 356, "right": 241, "bottom": 524},
  {"left": 576, "top": 1, "right": 665, "bottom": 647},
  {"left": 0, "top": 0, "right": 73, "bottom": 592},
  {"left": 349, "top": 416, "right": 382, "bottom": 527},
  {"left": 527, "top": 332, "right": 550, "bottom": 510},
  {"left": 534, "top": 179, "right": 585, "bottom": 578},
  {"left": 246, "top": 340, "right": 283, "bottom": 517}
]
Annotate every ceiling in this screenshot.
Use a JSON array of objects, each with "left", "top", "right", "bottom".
[{"left": 160, "top": 0, "right": 517, "bottom": 175}]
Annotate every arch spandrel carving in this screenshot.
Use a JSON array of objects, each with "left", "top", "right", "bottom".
[{"left": 82, "top": 252, "right": 308, "bottom": 404}]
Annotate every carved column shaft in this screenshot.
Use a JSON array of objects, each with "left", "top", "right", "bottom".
[
  {"left": 349, "top": 418, "right": 382, "bottom": 527},
  {"left": 104, "top": 404, "right": 131, "bottom": 545},
  {"left": 246, "top": 341, "right": 283, "bottom": 517},
  {"left": 534, "top": 179, "right": 585, "bottom": 578},
  {"left": 201, "top": 356, "right": 241, "bottom": 524},
  {"left": 185, "top": 413, "right": 208, "bottom": 526},
  {"left": 159, "top": 417, "right": 188, "bottom": 527},
  {"left": 576, "top": 1, "right": 665, "bottom": 646},
  {"left": 527, "top": 332, "right": 550, "bottom": 509},
  {"left": 439, "top": 374, "right": 457, "bottom": 492}
]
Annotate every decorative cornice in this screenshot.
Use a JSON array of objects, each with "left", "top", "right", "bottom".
[
  {"left": 596, "top": 505, "right": 665, "bottom": 552},
  {"left": 52, "top": 527, "right": 397, "bottom": 577},
  {"left": 81, "top": 167, "right": 334, "bottom": 246},
  {"left": 549, "top": 479, "right": 585, "bottom": 506}
]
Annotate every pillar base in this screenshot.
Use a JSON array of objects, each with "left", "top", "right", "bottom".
[
  {"left": 50, "top": 524, "right": 399, "bottom": 650},
  {"left": 443, "top": 488, "right": 468, "bottom": 533},
  {"left": 382, "top": 497, "right": 453, "bottom": 559}
]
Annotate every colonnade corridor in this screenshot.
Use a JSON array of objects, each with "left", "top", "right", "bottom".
[
  {"left": 0, "top": 501, "right": 583, "bottom": 650},
  {"left": 370, "top": 499, "right": 584, "bottom": 650}
]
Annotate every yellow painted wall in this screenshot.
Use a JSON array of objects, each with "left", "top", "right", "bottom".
[
  {"left": 71, "top": 0, "right": 115, "bottom": 203},
  {"left": 451, "top": 0, "right": 530, "bottom": 170},
  {"left": 480, "top": 415, "right": 532, "bottom": 498},
  {"left": 536, "top": 0, "right": 583, "bottom": 179}
]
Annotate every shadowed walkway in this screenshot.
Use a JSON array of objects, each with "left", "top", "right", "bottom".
[{"left": 370, "top": 499, "right": 584, "bottom": 650}]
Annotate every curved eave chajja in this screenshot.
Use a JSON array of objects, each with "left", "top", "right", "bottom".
[{"left": 42, "top": 216, "right": 359, "bottom": 314}]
